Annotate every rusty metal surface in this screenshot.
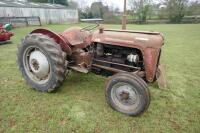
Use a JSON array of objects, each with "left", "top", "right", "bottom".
[
  {"left": 60, "top": 27, "right": 92, "bottom": 50},
  {"left": 92, "top": 29, "right": 164, "bottom": 50},
  {"left": 31, "top": 28, "right": 72, "bottom": 55},
  {"left": 104, "top": 29, "right": 161, "bottom": 35},
  {"left": 143, "top": 48, "right": 161, "bottom": 82},
  {"left": 92, "top": 64, "right": 126, "bottom": 73},
  {"left": 30, "top": 26, "right": 164, "bottom": 83},
  {"left": 72, "top": 49, "right": 92, "bottom": 68},
  {"left": 92, "top": 28, "right": 164, "bottom": 82},
  {"left": 93, "top": 59, "right": 140, "bottom": 70}
]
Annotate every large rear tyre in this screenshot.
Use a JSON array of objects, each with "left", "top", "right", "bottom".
[
  {"left": 105, "top": 72, "right": 150, "bottom": 116},
  {"left": 17, "top": 33, "right": 68, "bottom": 92}
]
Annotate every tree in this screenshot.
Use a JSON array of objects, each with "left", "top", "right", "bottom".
[
  {"left": 128, "top": 0, "right": 152, "bottom": 23},
  {"left": 68, "top": 1, "right": 78, "bottom": 8},
  {"left": 186, "top": 1, "right": 200, "bottom": 16},
  {"left": 78, "top": 1, "right": 118, "bottom": 23},
  {"left": 114, "top": 7, "right": 120, "bottom": 15},
  {"left": 90, "top": 2, "right": 103, "bottom": 18},
  {"left": 158, "top": 7, "right": 166, "bottom": 19},
  {"left": 79, "top": 6, "right": 93, "bottom": 19},
  {"left": 90, "top": 2, "right": 109, "bottom": 18},
  {"left": 48, "top": 0, "right": 68, "bottom": 5},
  {"left": 30, "top": 0, "right": 48, "bottom": 2},
  {"left": 166, "top": 0, "right": 188, "bottom": 23},
  {"left": 31, "top": 0, "right": 68, "bottom": 6}
]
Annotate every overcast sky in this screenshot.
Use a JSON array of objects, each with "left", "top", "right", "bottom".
[{"left": 73, "top": 0, "right": 197, "bottom": 11}]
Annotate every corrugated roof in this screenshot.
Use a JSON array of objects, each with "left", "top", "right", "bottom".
[{"left": 0, "top": 0, "right": 70, "bottom": 9}]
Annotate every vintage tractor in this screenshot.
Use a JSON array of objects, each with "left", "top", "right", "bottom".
[
  {"left": 17, "top": 24, "right": 164, "bottom": 116},
  {"left": 0, "top": 24, "right": 13, "bottom": 44}
]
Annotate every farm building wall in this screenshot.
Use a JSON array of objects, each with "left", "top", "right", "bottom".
[{"left": 0, "top": 7, "right": 78, "bottom": 24}]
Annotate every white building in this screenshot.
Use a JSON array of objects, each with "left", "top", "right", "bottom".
[{"left": 0, "top": 0, "right": 78, "bottom": 24}]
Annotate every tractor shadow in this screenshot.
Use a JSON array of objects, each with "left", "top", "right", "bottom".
[
  {"left": 0, "top": 41, "right": 13, "bottom": 45},
  {"left": 55, "top": 71, "right": 106, "bottom": 94}
]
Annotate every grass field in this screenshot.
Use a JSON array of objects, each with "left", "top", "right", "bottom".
[{"left": 0, "top": 23, "right": 200, "bottom": 133}]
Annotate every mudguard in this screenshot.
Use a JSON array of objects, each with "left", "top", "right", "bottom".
[{"left": 31, "top": 28, "right": 72, "bottom": 55}]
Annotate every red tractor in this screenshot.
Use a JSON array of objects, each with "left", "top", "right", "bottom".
[
  {"left": 0, "top": 25, "right": 13, "bottom": 44},
  {"left": 17, "top": 24, "right": 165, "bottom": 116}
]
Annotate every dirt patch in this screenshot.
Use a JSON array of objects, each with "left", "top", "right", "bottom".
[
  {"left": 0, "top": 130, "right": 5, "bottom": 133},
  {"left": 9, "top": 118, "right": 16, "bottom": 128},
  {"left": 170, "top": 120, "right": 181, "bottom": 131}
]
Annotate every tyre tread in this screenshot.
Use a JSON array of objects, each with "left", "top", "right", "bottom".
[{"left": 17, "top": 33, "right": 68, "bottom": 92}]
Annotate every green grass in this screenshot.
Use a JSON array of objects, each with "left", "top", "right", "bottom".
[{"left": 0, "top": 23, "right": 200, "bottom": 133}]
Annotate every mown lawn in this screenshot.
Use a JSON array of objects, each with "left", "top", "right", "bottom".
[{"left": 0, "top": 23, "right": 200, "bottom": 133}]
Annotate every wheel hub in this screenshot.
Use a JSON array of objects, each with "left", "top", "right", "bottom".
[
  {"left": 29, "top": 50, "right": 50, "bottom": 79},
  {"left": 120, "top": 91, "right": 129, "bottom": 100},
  {"left": 31, "top": 59, "right": 39, "bottom": 71},
  {"left": 113, "top": 82, "right": 138, "bottom": 105}
]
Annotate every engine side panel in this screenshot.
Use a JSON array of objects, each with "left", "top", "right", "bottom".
[{"left": 92, "top": 29, "right": 164, "bottom": 82}]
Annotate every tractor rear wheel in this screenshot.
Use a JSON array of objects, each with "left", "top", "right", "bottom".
[
  {"left": 17, "top": 33, "right": 68, "bottom": 92},
  {"left": 105, "top": 72, "right": 150, "bottom": 116}
]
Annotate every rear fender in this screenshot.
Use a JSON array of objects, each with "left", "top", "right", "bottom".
[{"left": 31, "top": 28, "right": 72, "bottom": 55}]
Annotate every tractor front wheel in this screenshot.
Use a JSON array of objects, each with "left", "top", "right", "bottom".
[
  {"left": 17, "top": 33, "right": 68, "bottom": 92},
  {"left": 105, "top": 72, "right": 150, "bottom": 116}
]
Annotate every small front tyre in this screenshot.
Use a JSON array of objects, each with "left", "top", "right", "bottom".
[{"left": 105, "top": 72, "right": 150, "bottom": 116}]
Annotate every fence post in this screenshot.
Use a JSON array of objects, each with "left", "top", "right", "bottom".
[
  {"left": 38, "top": 17, "right": 41, "bottom": 26},
  {"left": 25, "top": 17, "right": 28, "bottom": 26}
]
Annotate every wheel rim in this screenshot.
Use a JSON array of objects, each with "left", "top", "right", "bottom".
[
  {"left": 23, "top": 46, "right": 51, "bottom": 84},
  {"left": 111, "top": 82, "right": 140, "bottom": 111}
]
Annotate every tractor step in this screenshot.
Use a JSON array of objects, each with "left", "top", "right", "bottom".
[{"left": 69, "top": 66, "right": 89, "bottom": 73}]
